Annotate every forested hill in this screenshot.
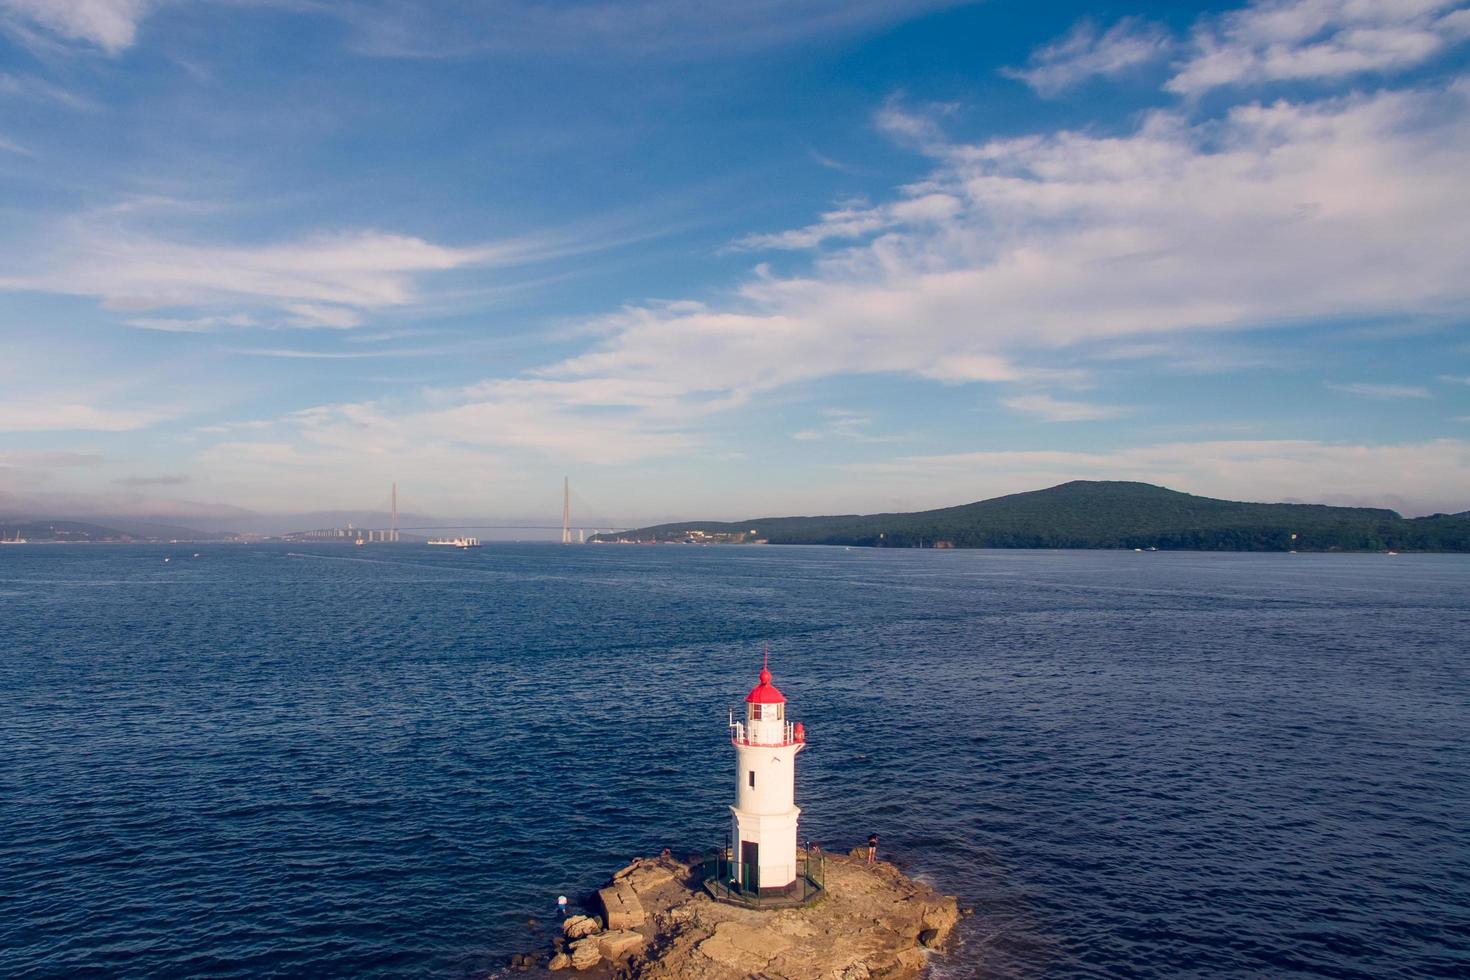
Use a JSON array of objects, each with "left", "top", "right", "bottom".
[{"left": 594, "top": 481, "right": 1470, "bottom": 552}]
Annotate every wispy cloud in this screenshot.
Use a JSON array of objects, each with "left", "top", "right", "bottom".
[
  {"left": 1325, "top": 381, "right": 1432, "bottom": 399},
  {"left": 0, "top": 450, "right": 103, "bottom": 468},
  {"left": 127, "top": 313, "right": 260, "bottom": 333},
  {"left": 114, "top": 474, "right": 189, "bottom": 487},
  {"left": 789, "top": 408, "right": 905, "bottom": 443},
  {"left": 1167, "top": 0, "right": 1470, "bottom": 95},
  {"left": 0, "top": 72, "right": 96, "bottom": 109},
  {"left": 807, "top": 149, "right": 874, "bottom": 176},
  {"left": 224, "top": 345, "right": 455, "bottom": 359},
  {"left": 1003, "top": 393, "right": 1130, "bottom": 422},
  {"left": 228, "top": 65, "right": 1470, "bottom": 488},
  {"left": 543, "top": 80, "right": 1470, "bottom": 428},
  {"left": 0, "top": 0, "right": 155, "bottom": 53},
  {"left": 736, "top": 190, "right": 961, "bottom": 250},
  {"left": 1004, "top": 17, "right": 1172, "bottom": 96},
  {"left": 0, "top": 400, "right": 176, "bottom": 432},
  {"left": 335, "top": 0, "right": 970, "bottom": 60},
  {"left": 1, "top": 226, "right": 564, "bottom": 331},
  {"left": 0, "top": 131, "right": 31, "bottom": 155},
  {"left": 4, "top": 196, "right": 677, "bottom": 332},
  {"left": 1439, "top": 374, "right": 1470, "bottom": 385}
]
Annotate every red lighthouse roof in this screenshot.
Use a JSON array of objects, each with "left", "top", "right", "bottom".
[{"left": 745, "top": 647, "right": 786, "bottom": 704}]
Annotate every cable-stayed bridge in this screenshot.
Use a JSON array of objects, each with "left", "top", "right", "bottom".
[{"left": 278, "top": 479, "right": 635, "bottom": 543}]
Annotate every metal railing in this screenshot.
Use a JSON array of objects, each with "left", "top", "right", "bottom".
[
  {"left": 728, "top": 719, "right": 803, "bottom": 747},
  {"left": 702, "top": 847, "right": 826, "bottom": 909}
]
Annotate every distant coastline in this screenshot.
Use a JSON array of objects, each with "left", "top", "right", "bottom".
[{"left": 590, "top": 480, "right": 1470, "bottom": 553}]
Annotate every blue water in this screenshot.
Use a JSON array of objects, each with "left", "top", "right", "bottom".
[{"left": 3, "top": 544, "right": 1467, "bottom": 979}]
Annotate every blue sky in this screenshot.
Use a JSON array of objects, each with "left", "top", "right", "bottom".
[{"left": 1, "top": 0, "right": 1468, "bottom": 527}]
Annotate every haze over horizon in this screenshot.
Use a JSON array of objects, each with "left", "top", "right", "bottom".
[{"left": 3, "top": 0, "right": 1470, "bottom": 523}]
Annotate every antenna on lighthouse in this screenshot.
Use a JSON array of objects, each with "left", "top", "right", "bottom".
[{"left": 561, "top": 476, "right": 571, "bottom": 544}]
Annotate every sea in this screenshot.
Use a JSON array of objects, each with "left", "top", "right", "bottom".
[{"left": 2, "top": 544, "right": 1466, "bottom": 979}]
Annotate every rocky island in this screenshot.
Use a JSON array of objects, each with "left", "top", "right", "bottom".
[{"left": 516, "top": 849, "right": 962, "bottom": 979}]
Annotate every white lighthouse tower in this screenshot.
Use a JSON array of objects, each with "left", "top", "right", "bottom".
[{"left": 728, "top": 650, "right": 807, "bottom": 894}]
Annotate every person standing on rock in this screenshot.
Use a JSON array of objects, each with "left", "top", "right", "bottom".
[{"left": 867, "top": 833, "right": 878, "bottom": 866}]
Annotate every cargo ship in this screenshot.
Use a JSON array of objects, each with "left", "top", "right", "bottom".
[{"left": 427, "top": 536, "right": 481, "bottom": 549}]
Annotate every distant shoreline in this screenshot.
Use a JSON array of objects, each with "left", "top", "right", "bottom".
[{"left": 590, "top": 479, "right": 1470, "bottom": 553}]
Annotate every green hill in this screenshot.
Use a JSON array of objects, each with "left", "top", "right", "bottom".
[
  {"left": 0, "top": 520, "right": 136, "bottom": 543},
  {"left": 593, "top": 481, "right": 1470, "bottom": 552}
]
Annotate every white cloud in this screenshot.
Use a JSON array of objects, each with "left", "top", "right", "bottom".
[
  {"left": 126, "top": 313, "right": 260, "bottom": 333},
  {"left": 0, "top": 449, "right": 103, "bottom": 468},
  {"left": 45, "top": 0, "right": 1467, "bottom": 516},
  {"left": 850, "top": 438, "right": 1470, "bottom": 517},
  {"left": 0, "top": 72, "right": 95, "bottom": 109},
  {"left": 0, "top": 0, "right": 153, "bottom": 53},
  {"left": 2, "top": 228, "right": 514, "bottom": 329},
  {"left": 224, "top": 345, "right": 453, "bottom": 359},
  {"left": 217, "top": 72, "right": 1470, "bottom": 498},
  {"left": 0, "top": 400, "right": 175, "bottom": 431},
  {"left": 548, "top": 82, "right": 1470, "bottom": 421},
  {"left": 1168, "top": 0, "right": 1470, "bottom": 95},
  {"left": 1439, "top": 374, "right": 1470, "bottom": 384},
  {"left": 1326, "top": 381, "right": 1432, "bottom": 398},
  {"left": 788, "top": 408, "right": 904, "bottom": 443},
  {"left": 1003, "top": 393, "right": 1130, "bottom": 421},
  {"left": 338, "top": 0, "right": 968, "bottom": 59},
  {"left": 738, "top": 192, "right": 963, "bottom": 251},
  {"left": 1004, "top": 17, "right": 1173, "bottom": 96}
]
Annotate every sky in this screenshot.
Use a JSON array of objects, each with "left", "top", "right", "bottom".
[{"left": 1, "top": 0, "right": 1469, "bottom": 528}]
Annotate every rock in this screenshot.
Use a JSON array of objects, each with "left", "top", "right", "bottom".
[
  {"left": 696, "top": 920, "right": 793, "bottom": 973},
  {"left": 596, "top": 929, "right": 646, "bottom": 961},
  {"left": 895, "top": 947, "right": 927, "bottom": 971},
  {"left": 538, "top": 851, "right": 961, "bottom": 980},
  {"left": 569, "top": 937, "right": 602, "bottom": 971},
  {"left": 598, "top": 882, "right": 647, "bottom": 930},
  {"left": 562, "top": 914, "right": 600, "bottom": 940},
  {"left": 613, "top": 857, "right": 677, "bottom": 894},
  {"left": 920, "top": 896, "right": 960, "bottom": 945}
]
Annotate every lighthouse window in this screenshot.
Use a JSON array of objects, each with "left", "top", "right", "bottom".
[
  {"left": 748, "top": 770, "right": 755, "bottom": 788},
  {"left": 750, "top": 703, "right": 762, "bottom": 720}
]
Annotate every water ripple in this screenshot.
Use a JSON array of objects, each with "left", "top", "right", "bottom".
[{"left": 2, "top": 545, "right": 1467, "bottom": 979}]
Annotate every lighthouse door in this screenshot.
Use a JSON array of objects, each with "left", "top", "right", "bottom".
[{"left": 740, "top": 841, "right": 760, "bottom": 892}]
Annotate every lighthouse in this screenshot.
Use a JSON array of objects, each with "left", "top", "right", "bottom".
[{"left": 728, "top": 650, "right": 807, "bottom": 894}]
